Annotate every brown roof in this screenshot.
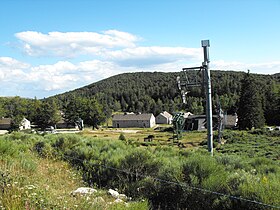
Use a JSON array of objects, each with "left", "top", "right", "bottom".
[
  {"left": 0, "top": 118, "right": 12, "bottom": 125},
  {"left": 113, "top": 113, "right": 154, "bottom": 121}
]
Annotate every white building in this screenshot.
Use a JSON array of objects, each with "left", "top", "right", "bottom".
[
  {"left": 156, "top": 111, "right": 173, "bottom": 124},
  {"left": 19, "top": 118, "right": 31, "bottom": 130}
]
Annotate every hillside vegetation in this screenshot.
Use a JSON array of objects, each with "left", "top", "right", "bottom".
[
  {"left": 52, "top": 71, "right": 280, "bottom": 125},
  {"left": 1, "top": 131, "right": 279, "bottom": 209}
]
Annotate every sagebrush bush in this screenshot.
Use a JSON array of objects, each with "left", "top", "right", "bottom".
[{"left": 1, "top": 132, "right": 279, "bottom": 210}]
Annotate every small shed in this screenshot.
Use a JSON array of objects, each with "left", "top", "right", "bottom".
[
  {"left": 185, "top": 115, "right": 218, "bottom": 131},
  {"left": 156, "top": 111, "right": 173, "bottom": 124},
  {"left": 112, "top": 113, "right": 156, "bottom": 128},
  {"left": 56, "top": 119, "right": 77, "bottom": 129}
]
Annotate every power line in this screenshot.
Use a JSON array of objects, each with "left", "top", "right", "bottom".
[{"left": 61, "top": 154, "right": 280, "bottom": 209}]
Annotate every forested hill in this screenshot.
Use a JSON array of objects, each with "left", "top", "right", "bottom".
[{"left": 52, "top": 70, "right": 280, "bottom": 124}]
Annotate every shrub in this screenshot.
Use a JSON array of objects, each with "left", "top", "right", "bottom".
[
  {"left": 2, "top": 132, "right": 279, "bottom": 209},
  {"left": 118, "top": 133, "right": 126, "bottom": 141},
  {"left": 0, "top": 140, "right": 19, "bottom": 157}
]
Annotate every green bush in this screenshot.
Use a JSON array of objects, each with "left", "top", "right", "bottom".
[
  {"left": 1, "top": 132, "right": 279, "bottom": 210},
  {"left": 118, "top": 133, "right": 126, "bottom": 141},
  {"left": 0, "top": 139, "right": 19, "bottom": 157}
]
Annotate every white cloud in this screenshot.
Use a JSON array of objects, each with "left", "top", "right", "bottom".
[
  {"left": 211, "top": 60, "right": 280, "bottom": 74},
  {"left": 14, "top": 30, "right": 202, "bottom": 68},
  {"left": 27, "top": 61, "right": 78, "bottom": 91},
  {"left": 15, "top": 30, "right": 140, "bottom": 57},
  {"left": 105, "top": 46, "right": 202, "bottom": 67},
  {"left": 0, "top": 57, "right": 30, "bottom": 82},
  {"left": 0, "top": 57, "right": 30, "bottom": 69}
]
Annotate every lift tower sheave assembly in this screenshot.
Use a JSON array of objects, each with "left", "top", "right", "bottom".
[{"left": 178, "top": 40, "right": 213, "bottom": 155}]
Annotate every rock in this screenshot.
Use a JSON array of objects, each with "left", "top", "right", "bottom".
[
  {"left": 108, "top": 189, "right": 129, "bottom": 201},
  {"left": 108, "top": 189, "right": 119, "bottom": 198},
  {"left": 71, "top": 187, "right": 97, "bottom": 195},
  {"left": 114, "top": 198, "right": 124, "bottom": 203},
  {"left": 118, "top": 194, "right": 127, "bottom": 200}
]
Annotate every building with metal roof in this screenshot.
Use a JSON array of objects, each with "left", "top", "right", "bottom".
[{"left": 112, "top": 113, "right": 155, "bottom": 128}]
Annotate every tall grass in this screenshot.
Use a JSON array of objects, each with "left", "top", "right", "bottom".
[
  {"left": 28, "top": 132, "right": 279, "bottom": 209},
  {"left": 1, "top": 131, "right": 279, "bottom": 209},
  {"left": 0, "top": 133, "right": 148, "bottom": 210}
]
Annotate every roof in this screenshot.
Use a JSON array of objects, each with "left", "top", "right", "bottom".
[
  {"left": 0, "top": 118, "right": 12, "bottom": 125},
  {"left": 113, "top": 113, "right": 154, "bottom": 121},
  {"left": 21, "top": 118, "right": 30, "bottom": 123},
  {"left": 186, "top": 115, "right": 218, "bottom": 119},
  {"left": 160, "top": 111, "right": 172, "bottom": 118},
  {"left": 183, "top": 112, "right": 193, "bottom": 118}
]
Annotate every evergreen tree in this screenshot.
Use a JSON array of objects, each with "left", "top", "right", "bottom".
[
  {"left": 0, "top": 102, "right": 5, "bottom": 117},
  {"left": 5, "top": 96, "right": 26, "bottom": 119},
  {"left": 264, "top": 80, "right": 280, "bottom": 125},
  {"left": 37, "top": 100, "right": 61, "bottom": 129},
  {"left": 81, "top": 98, "right": 106, "bottom": 129},
  {"left": 238, "top": 71, "right": 265, "bottom": 130},
  {"left": 63, "top": 96, "right": 83, "bottom": 124},
  {"left": 27, "top": 97, "right": 42, "bottom": 123}
]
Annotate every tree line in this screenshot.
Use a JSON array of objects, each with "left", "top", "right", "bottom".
[
  {"left": 0, "top": 96, "right": 107, "bottom": 130},
  {"left": 53, "top": 70, "right": 280, "bottom": 127},
  {"left": 0, "top": 70, "right": 279, "bottom": 130}
]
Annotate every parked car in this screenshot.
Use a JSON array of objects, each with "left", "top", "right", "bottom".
[{"left": 274, "top": 126, "right": 280, "bottom": 131}]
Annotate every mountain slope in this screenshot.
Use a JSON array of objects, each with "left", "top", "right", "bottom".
[{"left": 52, "top": 70, "right": 279, "bottom": 119}]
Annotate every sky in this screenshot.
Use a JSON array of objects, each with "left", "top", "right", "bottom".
[{"left": 0, "top": 0, "right": 279, "bottom": 99}]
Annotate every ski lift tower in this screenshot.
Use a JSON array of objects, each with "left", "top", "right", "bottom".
[
  {"left": 177, "top": 40, "right": 213, "bottom": 156},
  {"left": 202, "top": 40, "right": 213, "bottom": 156}
]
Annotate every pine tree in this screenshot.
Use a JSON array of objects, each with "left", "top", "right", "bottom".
[
  {"left": 82, "top": 98, "right": 106, "bottom": 129},
  {"left": 37, "top": 100, "right": 61, "bottom": 129},
  {"left": 238, "top": 71, "right": 265, "bottom": 130},
  {"left": 64, "top": 96, "right": 82, "bottom": 124}
]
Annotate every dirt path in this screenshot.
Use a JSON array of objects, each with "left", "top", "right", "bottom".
[{"left": 0, "top": 130, "right": 8, "bottom": 135}]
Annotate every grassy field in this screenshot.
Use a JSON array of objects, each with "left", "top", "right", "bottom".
[
  {"left": 0, "top": 128, "right": 279, "bottom": 209},
  {"left": 80, "top": 126, "right": 207, "bottom": 148},
  {"left": 215, "top": 129, "right": 280, "bottom": 161},
  {"left": 0, "top": 133, "right": 148, "bottom": 210}
]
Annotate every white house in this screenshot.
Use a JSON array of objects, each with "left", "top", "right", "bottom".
[
  {"left": 0, "top": 117, "right": 31, "bottom": 130},
  {"left": 112, "top": 113, "right": 156, "bottom": 128},
  {"left": 156, "top": 111, "right": 173, "bottom": 124},
  {"left": 19, "top": 118, "right": 31, "bottom": 130}
]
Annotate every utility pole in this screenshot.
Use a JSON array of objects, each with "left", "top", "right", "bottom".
[
  {"left": 201, "top": 40, "right": 213, "bottom": 156},
  {"left": 177, "top": 40, "right": 213, "bottom": 155}
]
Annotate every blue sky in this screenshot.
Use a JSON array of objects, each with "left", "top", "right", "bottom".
[{"left": 0, "top": 0, "right": 279, "bottom": 98}]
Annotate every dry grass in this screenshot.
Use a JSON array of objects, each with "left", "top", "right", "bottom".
[{"left": 80, "top": 127, "right": 206, "bottom": 149}]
